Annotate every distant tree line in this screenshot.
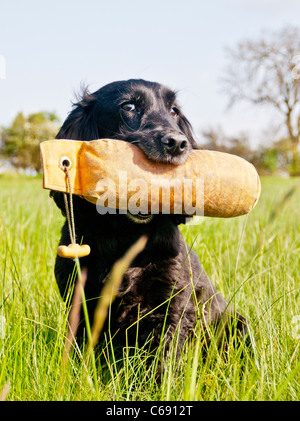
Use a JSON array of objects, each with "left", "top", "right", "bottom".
[
  {"left": 0, "top": 111, "right": 60, "bottom": 173},
  {"left": 199, "top": 126, "right": 299, "bottom": 176},
  {"left": 0, "top": 110, "right": 299, "bottom": 176}
]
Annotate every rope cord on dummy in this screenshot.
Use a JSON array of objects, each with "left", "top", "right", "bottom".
[
  {"left": 57, "top": 157, "right": 91, "bottom": 259},
  {"left": 58, "top": 158, "right": 96, "bottom": 376}
]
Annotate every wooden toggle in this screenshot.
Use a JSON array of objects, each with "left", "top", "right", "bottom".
[{"left": 57, "top": 244, "right": 91, "bottom": 259}]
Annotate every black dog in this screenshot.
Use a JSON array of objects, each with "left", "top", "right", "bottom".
[{"left": 51, "top": 79, "right": 249, "bottom": 361}]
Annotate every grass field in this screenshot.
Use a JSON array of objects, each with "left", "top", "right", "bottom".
[{"left": 0, "top": 173, "right": 299, "bottom": 401}]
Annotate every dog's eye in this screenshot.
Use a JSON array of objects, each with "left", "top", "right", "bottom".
[
  {"left": 122, "top": 103, "right": 136, "bottom": 112},
  {"left": 170, "top": 107, "right": 178, "bottom": 117}
]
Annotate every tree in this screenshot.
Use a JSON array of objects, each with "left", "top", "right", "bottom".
[
  {"left": 0, "top": 111, "right": 60, "bottom": 172},
  {"left": 200, "top": 126, "right": 255, "bottom": 162},
  {"left": 221, "top": 26, "right": 300, "bottom": 148}
]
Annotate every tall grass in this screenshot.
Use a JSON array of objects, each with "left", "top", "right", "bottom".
[{"left": 0, "top": 174, "right": 299, "bottom": 401}]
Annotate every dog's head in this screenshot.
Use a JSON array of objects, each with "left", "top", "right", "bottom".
[
  {"left": 53, "top": 79, "right": 197, "bottom": 223},
  {"left": 57, "top": 79, "right": 198, "bottom": 165}
]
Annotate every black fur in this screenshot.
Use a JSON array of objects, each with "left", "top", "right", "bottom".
[{"left": 51, "top": 79, "right": 250, "bottom": 360}]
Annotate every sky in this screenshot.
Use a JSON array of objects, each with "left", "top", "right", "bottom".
[{"left": 1, "top": 0, "right": 300, "bottom": 147}]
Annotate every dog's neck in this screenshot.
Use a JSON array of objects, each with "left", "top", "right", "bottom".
[{"left": 70, "top": 202, "right": 181, "bottom": 266}]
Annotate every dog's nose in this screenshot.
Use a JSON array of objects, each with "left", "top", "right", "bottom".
[{"left": 161, "top": 133, "right": 188, "bottom": 155}]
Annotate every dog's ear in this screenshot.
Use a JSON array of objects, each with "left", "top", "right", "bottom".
[
  {"left": 51, "top": 89, "right": 100, "bottom": 215},
  {"left": 177, "top": 112, "right": 198, "bottom": 150},
  {"left": 56, "top": 90, "right": 99, "bottom": 141}
]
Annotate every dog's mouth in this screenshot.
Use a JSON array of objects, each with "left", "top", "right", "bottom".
[
  {"left": 120, "top": 132, "right": 191, "bottom": 223},
  {"left": 120, "top": 132, "right": 191, "bottom": 166},
  {"left": 126, "top": 212, "right": 154, "bottom": 224},
  {"left": 133, "top": 142, "right": 191, "bottom": 166},
  {"left": 159, "top": 151, "right": 190, "bottom": 165}
]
